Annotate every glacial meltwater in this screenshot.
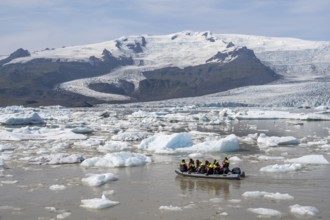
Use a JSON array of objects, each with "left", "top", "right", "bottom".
[{"left": 0, "top": 106, "right": 329, "bottom": 220}]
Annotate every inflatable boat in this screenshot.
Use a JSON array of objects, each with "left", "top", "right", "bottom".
[{"left": 175, "top": 168, "right": 245, "bottom": 180}]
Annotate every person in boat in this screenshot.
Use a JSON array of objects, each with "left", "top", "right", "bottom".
[
  {"left": 179, "top": 159, "right": 188, "bottom": 172},
  {"left": 197, "top": 160, "right": 207, "bottom": 173},
  {"left": 195, "top": 159, "right": 201, "bottom": 171},
  {"left": 188, "top": 159, "right": 196, "bottom": 173},
  {"left": 207, "top": 160, "right": 216, "bottom": 175},
  {"left": 213, "top": 161, "right": 222, "bottom": 174},
  {"left": 222, "top": 157, "right": 230, "bottom": 174}
]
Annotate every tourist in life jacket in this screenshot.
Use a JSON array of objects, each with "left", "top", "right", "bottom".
[
  {"left": 188, "top": 159, "right": 196, "bottom": 173},
  {"left": 213, "top": 161, "right": 221, "bottom": 174},
  {"left": 198, "top": 161, "right": 206, "bottom": 173},
  {"left": 206, "top": 160, "right": 214, "bottom": 175},
  {"left": 222, "top": 157, "right": 230, "bottom": 174},
  {"left": 195, "top": 159, "right": 201, "bottom": 171},
  {"left": 179, "top": 159, "right": 188, "bottom": 172}
]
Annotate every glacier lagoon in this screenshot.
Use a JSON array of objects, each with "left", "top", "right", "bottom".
[{"left": 0, "top": 105, "right": 329, "bottom": 219}]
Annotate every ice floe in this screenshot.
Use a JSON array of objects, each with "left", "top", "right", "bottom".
[
  {"left": 176, "top": 134, "right": 240, "bottom": 153},
  {"left": 49, "top": 184, "right": 67, "bottom": 191},
  {"left": 81, "top": 173, "right": 118, "bottom": 187},
  {"left": 29, "top": 153, "right": 85, "bottom": 165},
  {"left": 97, "top": 141, "right": 131, "bottom": 152},
  {"left": 242, "top": 191, "right": 294, "bottom": 201},
  {"left": 81, "top": 152, "right": 152, "bottom": 168},
  {"left": 287, "top": 154, "right": 329, "bottom": 164},
  {"left": 112, "top": 130, "right": 149, "bottom": 141},
  {"left": 259, "top": 163, "right": 303, "bottom": 173},
  {"left": 0, "top": 159, "right": 8, "bottom": 169},
  {"left": 290, "top": 204, "right": 319, "bottom": 216},
  {"left": 247, "top": 208, "right": 282, "bottom": 218},
  {"left": 159, "top": 205, "right": 182, "bottom": 211},
  {"left": 81, "top": 194, "right": 119, "bottom": 209},
  {"left": 0, "top": 111, "right": 44, "bottom": 125},
  {"left": 0, "top": 127, "right": 87, "bottom": 141},
  {"left": 138, "top": 132, "right": 193, "bottom": 153},
  {"left": 257, "top": 133, "right": 299, "bottom": 148}
]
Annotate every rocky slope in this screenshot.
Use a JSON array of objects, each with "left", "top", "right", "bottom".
[{"left": 0, "top": 31, "right": 283, "bottom": 106}]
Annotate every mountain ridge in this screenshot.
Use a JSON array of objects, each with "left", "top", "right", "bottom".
[{"left": 2, "top": 31, "right": 328, "bottom": 107}]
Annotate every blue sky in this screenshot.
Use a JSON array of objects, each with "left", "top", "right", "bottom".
[{"left": 1, "top": 0, "right": 330, "bottom": 55}]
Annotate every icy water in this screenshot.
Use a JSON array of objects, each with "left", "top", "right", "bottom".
[{"left": 1, "top": 109, "right": 330, "bottom": 220}]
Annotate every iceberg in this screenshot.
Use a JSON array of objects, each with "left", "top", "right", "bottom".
[
  {"left": 287, "top": 155, "right": 329, "bottom": 164},
  {"left": 81, "top": 152, "right": 152, "bottom": 168}
]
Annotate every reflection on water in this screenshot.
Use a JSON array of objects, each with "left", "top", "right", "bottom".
[{"left": 175, "top": 176, "right": 241, "bottom": 199}]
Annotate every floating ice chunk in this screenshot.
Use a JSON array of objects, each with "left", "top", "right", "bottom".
[
  {"left": 290, "top": 204, "right": 319, "bottom": 216},
  {"left": 97, "top": 141, "right": 130, "bottom": 152},
  {"left": 229, "top": 199, "right": 241, "bottom": 203},
  {"left": 260, "top": 163, "right": 302, "bottom": 172},
  {"left": 112, "top": 131, "right": 149, "bottom": 141},
  {"left": 1, "top": 180, "right": 18, "bottom": 184},
  {"left": 81, "top": 173, "right": 118, "bottom": 187},
  {"left": 0, "top": 158, "right": 8, "bottom": 169},
  {"left": 81, "top": 194, "right": 119, "bottom": 209},
  {"left": 57, "top": 211, "right": 71, "bottom": 219},
  {"left": 176, "top": 134, "right": 239, "bottom": 153},
  {"left": 248, "top": 208, "right": 282, "bottom": 218},
  {"left": 264, "top": 192, "right": 294, "bottom": 201},
  {"left": 71, "top": 127, "right": 94, "bottom": 134},
  {"left": 0, "top": 145, "right": 14, "bottom": 152},
  {"left": 0, "top": 127, "right": 87, "bottom": 141},
  {"left": 81, "top": 152, "right": 151, "bottom": 168},
  {"left": 30, "top": 153, "right": 85, "bottom": 165},
  {"left": 159, "top": 205, "right": 182, "bottom": 211},
  {"left": 287, "top": 154, "right": 329, "bottom": 164},
  {"left": 257, "top": 133, "right": 299, "bottom": 148},
  {"left": 242, "top": 191, "right": 268, "bottom": 199},
  {"left": 138, "top": 132, "right": 193, "bottom": 153},
  {"left": 74, "top": 138, "right": 104, "bottom": 147},
  {"left": 258, "top": 155, "right": 285, "bottom": 160},
  {"left": 49, "top": 184, "right": 66, "bottom": 191},
  {"left": 321, "top": 144, "right": 330, "bottom": 149},
  {"left": 0, "top": 112, "right": 44, "bottom": 125},
  {"left": 229, "top": 156, "right": 241, "bottom": 161},
  {"left": 102, "top": 190, "right": 115, "bottom": 196}
]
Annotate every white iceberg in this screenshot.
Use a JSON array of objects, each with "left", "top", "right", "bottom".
[
  {"left": 0, "top": 127, "right": 87, "bottom": 141},
  {"left": 112, "top": 131, "right": 149, "bottom": 141},
  {"left": 138, "top": 132, "right": 193, "bottom": 153},
  {"left": 176, "top": 134, "right": 240, "bottom": 153},
  {"left": 0, "top": 145, "right": 14, "bottom": 152},
  {"left": 0, "top": 158, "right": 8, "bottom": 169},
  {"left": 257, "top": 133, "right": 299, "bottom": 148},
  {"left": 49, "top": 184, "right": 66, "bottom": 191},
  {"left": 97, "top": 141, "right": 130, "bottom": 152},
  {"left": 290, "top": 204, "right": 319, "bottom": 216},
  {"left": 81, "top": 194, "right": 119, "bottom": 209},
  {"left": 81, "top": 173, "right": 118, "bottom": 187},
  {"left": 260, "top": 163, "right": 303, "bottom": 173},
  {"left": 81, "top": 152, "right": 152, "bottom": 168},
  {"left": 287, "top": 154, "right": 329, "bottom": 164},
  {"left": 159, "top": 205, "right": 182, "bottom": 211},
  {"left": 0, "top": 112, "right": 44, "bottom": 125},
  {"left": 248, "top": 208, "right": 282, "bottom": 218},
  {"left": 29, "top": 153, "right": 85, "bottom": 165}
]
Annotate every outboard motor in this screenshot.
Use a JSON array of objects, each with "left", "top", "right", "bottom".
[{"left": 231, "top": 167, "right": 241, "bottom": 175}]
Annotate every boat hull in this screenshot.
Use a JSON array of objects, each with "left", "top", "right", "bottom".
[{"left": 175, "top": 169, "right": 242, "bottom": 180}]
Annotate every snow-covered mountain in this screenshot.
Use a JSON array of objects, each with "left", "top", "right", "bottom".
[
  {"left": 0, "top": 31, "right": 329, "bottom": 107},
  {"left": 216, "top": 34, "right": 330, "bottom": 81}
]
